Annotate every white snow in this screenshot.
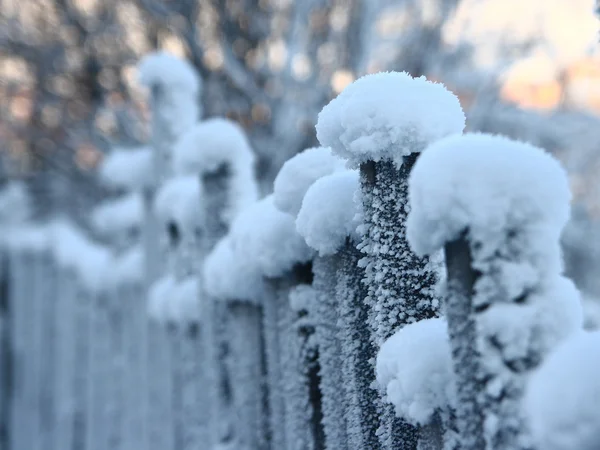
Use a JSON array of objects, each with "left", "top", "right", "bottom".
[
  {"left": 108, "top": 245, "right": 144, "bottom": 286},
  {"left": 375, "top": 317, "right": 456, "bottom": 425},
  {"left": 172, "top": 118, "right": 259, "bottom": 224},
  {"left": 316, "top": 71, "right": 466, "bottom": 168},
  {"left": 296, "top": 170, "right": 361, "bottom": 256},
  {"left": 0, "top": 181, "right": 31, "bottom": 225},
  {"left": 228, "top": 195, "right": 314, "bottom": 278},
  {"left": 99, "top": 146, "right": 153, "bottom": 191},
  {"left": 147, "top": 274, "right": 176, "bottom": 324},
  {"left": 91, "top": 192, "right": 143, "bottom": 237},
  {"left": 137, "top": 51, "right": 201, "bottom": 134},
  {"left": 3, "top": 225, "right": 51, "bottom": 252},
  {"left": 202, "top": 236, "right": 264, "bottom": 303},
  {"left": 524, "top": 330, "right": 600, "bottom": 450},
  {"left": 407, "top": 132, "right": 571, "bottom": 264},
  {"left": 154, "top": 175, "right": 202, "bottom": 235},
  {"left": 168, "top": 277, "right": 201, "bottom": 325},
  {"left": 273, "top": 146, "right": 346, "bottom": 217}
]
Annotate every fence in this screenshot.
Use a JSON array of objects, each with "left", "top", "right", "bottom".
[{"left": 0, "top": 59, "right": 591, "bottom": 450}]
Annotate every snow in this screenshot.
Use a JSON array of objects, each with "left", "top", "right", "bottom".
[
  {"left": 524, "top": 330, "right": 600, "bottom": 450},
  {"left": 273, "top": 146, "right": 345, "bottom": 217},
  {"left": 296, "top": 170, "right": 361, "bottom": 256},
  {"left": 108, "top": 245, "right": 144, "bottom": 286},
  {"left": 375, "top": 317, "right": 456, "bottom": 425},
  {"left": 202, "top": 236, "right": 264, "bottom": 303},
  {"left": 154, "top": 175, "right": 202, "bottom": 235},
  {"left": 227, "top": 195, "right": 314, "bottom": 278},
  {"left": 316, "top": 71, "right": 466, "bottom": 168},
  {"left": 0, "top": 181, "right": 31, "bottom": 225},
  {"left": 99, "top": 146, "right": 153, "bottom": 191},
  {"left": 168, "top": 277, "right": 201, "bottom": 325},
  {"left": 91, "top": 192, "right": 143, "bottom": 237},
  {"left": 147, "top": 274, "right": 176, "bottom": 324},
  {"left": 137, "top": 51, "right": 201, "bottom": 134},
  {"left": 172, "top": 118, "right": 259, "bottom": 224},
  {"left": 407, "top": 132, "right": 571, "bottom": 262},
  {"left": 50, "top": 220, "right": 113, "bottom": 293}
]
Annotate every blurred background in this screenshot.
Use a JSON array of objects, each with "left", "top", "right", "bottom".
[{"left": 1, "top": 0, "right": 599, "bottom": 300}]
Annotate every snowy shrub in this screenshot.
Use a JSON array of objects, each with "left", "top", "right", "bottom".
[
  {"left": 524, "top": 330, "right": 600, "bottom": 450},
  {"left": 273, "top": 146, "right": 345, "bottom": 217},
  {"left": 98, "top": 146, "right": 153, "bottom": 191},
  {"left": 407, "top": 132, "right": 584, "bottom": 450},
  {"left": 172, "top": 118, "right": 259, "bottom": 225},
  {"left": 296, "top": 169, "right": 361, "bottom": 256},
  {"left": 376, "top": 317, "right": 455, "bottom": 425}
]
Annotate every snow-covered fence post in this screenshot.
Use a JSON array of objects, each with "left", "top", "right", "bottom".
[
  {"left": 406, "top": 133, "right": 584, "bottom": 449},
  {"left": 153, "top": 175, "right": 206, "bottom": 450},
  {"left": 137, "top": 51, "right": 201, "bottom": 450},
  {"left": 316, "top": 71, "right": 466, "bottom": 449},
  {"left": 173, "top": 118, "right": 258, "bottom": 448}
]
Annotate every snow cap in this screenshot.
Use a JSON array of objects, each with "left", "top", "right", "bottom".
[
  {"left": 138, "top": 51, "right": 201, "bottom": 97},
  {"left": 91, "top": 192, "right": 143, "bottom": 238},
  {"left": 229, "top": 195, "right": 314, "bottom": 278},
  {"left": 376, "top": 317, "right": 456, "bottom": 425},
  {"left": 147, "top": 274, "right": 176, "bottom": 324},
  {"left": 154, "top": 175, "right": 202, "bottom": 236},
  {"left": 407, "top": 132, "right": 571, "bottom": 257},
  {"left": 296, "top": 170, "right": 361, "bottom": 255},
  {"left": 173, "top": 118, "right": 259, "bottom": 224},
  {"left": 168, "top": 277, "right": 201, "bottom": 325},
  {"left": 525, "top": 330, "right": 600, "bottom": 450},
  {"left": 316, "top": 71, "right": 465, "bottom": 168},
  {"left": 273, "top": 146, "right": 346, "bottom": 217},
  {"left": 99, "top": 146, "right": 153, "bottom": 191}
]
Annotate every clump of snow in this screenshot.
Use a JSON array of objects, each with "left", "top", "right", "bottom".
[
  {"left": 524, "top": 330, "right": 600, "bottom": 450},
  {"left": 91, "top": 192, "right": 143, "bottom": 238},
  {"left": 0, "top": 181, "right": 31, "bottom": 225},
  {"left": 407, "top": 132, "right": 571, "bottom": 263},
  {"left": 376, "top": 317, "right": 456, "bottom": 425},
  {"left": 50, "top": 220, "right": 112, "bottom": 293},
  {"left": 296, "top": 170, "right": 361, "bottom": 255},
  {"left": 108, "top": 245, "right": 144, "bottom": 286},
  {"left": 288, "top": 284, "right": 317, "bottom": 313},
  {"left": 2, "top": 225, "right": 51, "bottom": 253},
  {"left": 168, "top": 277, "right": 200, "bottom": 325},
  {"left": 273, "top": 146, "right": 346, "bottom": 217},
  {"left": 582, "top": 295, "right": 600, "bottom": 330},
  {"left": 316, "top": 71, "right": 466, "bottom": 168},
  {"left": 172, "top": 118, "right": 258, "bottom": 224},
  {"left": 147, "top": 274, "right": 176, "bottom": 324},
  {"left": 228, "top": 195, "right": 314, "bottom": 278},
  {"left": 99, "top": 146, "right": 153, "bottom": 191},
  {"left": 202, "top": 237, "right": 264, "bottom": 303},
  {"left": 137, "top": 51, "right": 201, "bottom": 133},
  {"left": 154, "top": 175, "right": 202, "bottom": 235}
]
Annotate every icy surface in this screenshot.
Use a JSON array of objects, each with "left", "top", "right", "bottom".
[
  {"left": 316, "top": 71, "right": 465, "bottom": 168},
  {"left": 296, "top": 170, "right": 361, "bottom": 255},
  {"left": 91, "top": 192, "right": 143, "bottom": 237},
  {"left": 376, "top": 318, "right": 456, "bottom": 425},
  {"left": 524, "top": 330, "right": 600, "bottom": 450},
  {"left": 273, "top": 146, "right": 345, "bottom": 217},
  {"left": 99, "top": 146, "right": 153, "bottom": 191},
  {"left": 228, "top": 195, "right": 314, "bottom": 278},
  {"left": 154, "top": 175, "right": 202, "bottom": 234},
  {"left": 407, "top": 132, "right": 571, "bottom": 259},
  {"left": 172, "top": 118, "right": 258, "bottom": 224}
]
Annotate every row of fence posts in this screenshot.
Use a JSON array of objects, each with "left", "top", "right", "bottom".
[{"left": 0, "top": 56, "right": 585, "bottom": 450}]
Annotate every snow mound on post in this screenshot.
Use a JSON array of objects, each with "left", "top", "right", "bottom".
[
  {"left": 147, "top": 275, "right": 176, "bottom": 324},
  {"left": 376, "top": 317, "right": 455, "bottom": 425},
  {"left": 168, "top": 277, "right": 200, "bottom": 325},
  {"left": 99, "top": 147, "right": 153, "bottom": 191},
  {"left": 91, "top": 192, "right": 143, "bottom": 237},
  {"left": 172, "top": 118, "right": 258, "bottom": 223},
  {"left": 406, "top": 133, "right": 571, "bottom": 258},
  {"left": 154, "top": 175, "right": 202, "bottom": 235},
  {"left": 229, "top": 195, "right": 314, "bottom": 278},
  {"left": 273, "top": 146, "right": 346, "bottom": 216},
  {"left": 203, "top": 237, "right": 264, "bottom": 303},
  {"left": 316, "top": 71, "right": 465, "bottom": 168},
  {"left": 524, "top": 330, "right": 600, "bottom": 450},
  {"left": 296, "top": 170, "right": 361, "bottom": 255}
]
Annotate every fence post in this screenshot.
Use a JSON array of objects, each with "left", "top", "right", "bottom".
[
  {"left": 316, "top": 71, "right": 465, "bottom": 449},
  {"left": 406, "top": 133, "right": 584, "bottom": 449}
]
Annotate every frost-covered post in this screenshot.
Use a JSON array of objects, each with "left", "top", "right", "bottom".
[
  {"left": 407, "top": 133, "right": 584, "bottom": 449},
  {"left": 137, "top": 51, "right": 201, "bottom": 450},
  {"left": 316, "top": 71, "right": 466, "bottom": 449},
  {"left": 296, "top": 169, "right": 368, "bottom": 450},
  {"left": 173, "top": 118, "right": 258, "bottom": 448}
]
